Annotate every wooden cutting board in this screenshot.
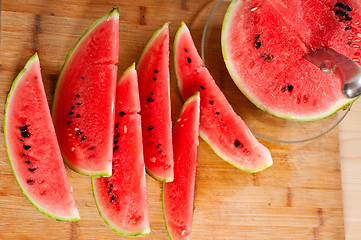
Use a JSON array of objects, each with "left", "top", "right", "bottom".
[{"left": 0, "top": 0, "right": 345, "bottom": 239}]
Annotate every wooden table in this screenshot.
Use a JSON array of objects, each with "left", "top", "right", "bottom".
[{"left": 0, "top": 0, "right": 359, "bottom": 239}]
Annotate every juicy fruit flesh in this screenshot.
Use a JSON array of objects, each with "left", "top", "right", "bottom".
[
  {"left": 222, "top": 0, "right": 360, "bottom": 120},
  {"left": 137, "top": 23, "right": 174, "bottom": 181},
  {"left": 92, "top": 65, "right": 149, "bottom": 236},
  {"left": 163, "top": 93, "right": 200, "bottom": 240},
  {"left": 4, "top": 54, "right": 79, "bottom": 221},
  {"left": 52, "top": 9, "right": 119, "bottom": 176},
  {"left": 175, "top": 23, "right": 272, "bottom": 173}
]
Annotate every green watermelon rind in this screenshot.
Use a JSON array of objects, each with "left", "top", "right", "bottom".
[
  {"left": 91, "top": 179, "right": 151, "bottom": 237},
  {"left": 174, "top": 22, "right": 272, "bottom": 173},
  {"left": 4, "top": 53, "right": 80, "bottom": 222},
  {"left": 136, "top": 22, "right": 174, "bottom": 183},
  {"left": 52, "top": 7, "right": 119, "bottom": 177},
  {"left": 162, "top": 92, "right": 200, "bottom": 240},
  {"left": 221, "top": 0, "right": 358, "bottom": 121}
]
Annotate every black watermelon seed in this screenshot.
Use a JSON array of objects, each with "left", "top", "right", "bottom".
[
  {"left": 148, "top": 126, "right": 154, "bottom": 130},
  {"left": 108, "top": 185, "right": 113, "bottom": 195},
  {"left": 216, "top": 112, "right": 220, "bottom": 115},
  {"left": 345, "top": 15, "right": 352, "bottom": 21},
  {"left": 154, "top": 70, "right": 159, "bottom": 73},
  {"left": 345, "top": 5, "right": 352, "bottom": 11},
  {"left": 22, "top": 153, "right": 26, "bottom": 156},
  {"left": 81, "top": 76, "right": 85, "bottom": 79},
  {"left": 28, "top": 168, "right": 37, "bottom": 172},
  {"left": 345, "top": 26, "right": 352, "bottom": 30},
  {"left": 159, "top": 150, "right": 162, "bottom": 154},
  {"left": 147, "top": 98, "right": 154, "bottom": 102},
  {"left": 157, "top": 144, "right": 161, "bottom": 148},
  {"left": 151, "top": 92, "right": 154, "bottom": 95},
  {"left": 106, "top": 181, "right": 109, "bottom": 185},
  {"left": 255, "top": 40, "right": 261, "bottom": 49},
  {"left": 340, "top": 11, "right": 346, "bottom": 16},
  {"left": 200, "top": 85, "right": 206, "bottom": 89},
  {"left": 187, "top": 57, "right": 192, "bottom": 63},
  {"left": 75, "top": 114, "right": 80, "bottom": 118},
  {"left": 115, "top": 123, "right": 119, "bottom": 129},
  {"left": 21, "top": 131, "right": 31, "bottom": 138},
  {"left": 113, "top": 145, "right": 119, "bottom": 151},
  {"left": 23, "top": 145, "right": 31, "bottom": 150},
  {"left": 19, "top": 126, "right": 27, "bottom": 131},
  {"left": 89, "top": 146, "right": 95, "bottom": 150},
  {"left": 209, "top": 100, "right": 214, "bottom": 105},
  {"left": 81, "top": 136, "right": 87, "bottom": 141},
  {"left": 184, "top": 48, "right": 188, "bottom": 52},
  {"left": 281, "top": 86, "right": 286, "bottom": 92},
  {"left": 25, "top": 160, "right": 31, "bottom": 164},
  {"left": 261, "top": 53, "right": 266, "bottom": 58},
  {"left": 20, "top": 139, "right": 24, "bottom": 142},
  {"left": 153, "top": 77, "right": 157, "bottom": 81},
  {"left": 76, "top": 94, "right": 80, "bottom": 98},
  {"left": 118, "top": 111, "right": 126, "bottom": 117},
  {"left": 255, "top": 34, "right": 261, "bottom": 39},
  {"left": 114, "top": 133, "right": 120, "bottom": 139},
  {"left": 287, "top": 84, "right": 294, "bottom": 92},
  {"left": 335, "top": 9, "right": 342, "bottom": 15},
  {"left": 265, "top": 54, "right": 274, "bottom": 62},
  {"left": 110, "top": 195, "right": 117, "bottom": 204},
  {"left": 234, "top": 139, "right": 243, "bottom": 148},
  {"left": 68, "top": 121, "right": 72, "bottom": 124},
  {"left": 68, "top": 112, "right": 74, "bottom": 115},
  {"left": 76, "top": 130, "right": 82, "bottom": 135},
  {"left": 348, "top": 41, "right": 353, "bottom": 45},
  {"left": 114, "top": 140, "right": 119, "bottom": 144},
  {"left": 335, "top": 2, "right": 346, "bottom": 8},
  {"left": 71, "top": 106, "right": 75, "bottom": 109},
  {"left": 76, "top": 102, "right": 82, "bottom": 105},
  {"left": 27, "top": 180, "right": 34, "bottom": 184}
]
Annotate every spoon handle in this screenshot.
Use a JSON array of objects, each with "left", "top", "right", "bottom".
[{"left": 304, "top": 47, "right": 361, "bottom": 99}]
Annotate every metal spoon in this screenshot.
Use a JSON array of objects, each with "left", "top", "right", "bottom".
[{"left": 304, "top": 47, "right": 361, "bottom": 98}]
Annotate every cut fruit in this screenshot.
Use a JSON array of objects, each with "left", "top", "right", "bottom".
[
  {"left": 222, "top": 0, "right": 360, "bottom": 120},
  {"left": 137, "top": 23, "right": 174, "bottom": 182},
  {"left": 52, "top": 8, "right": 119, "bottom": 177},
  {"left": 92, "top": 64, "right": 150, "bottom": 236},
  {"left": 4, "top": 53, "right": 79, "bottom": 221},
  {"left": 163, "top": 92, "right": 200, "bottom": 240},
  {"left": 174, "top": 22, "right": 272, "bottom": 173}
]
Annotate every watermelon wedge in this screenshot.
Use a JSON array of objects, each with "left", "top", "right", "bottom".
[
  {"left": 137, "top": 23, "right": 174, "bottom": 182},
  {"left": 92, "top": 64, "right": 150, "bottom": 236},
  {"left": 222, "top": 0, "right": 360, "bottom": 120},
  {"left": 174, "top": 22, "right": 272, "bottom": 173},
  {"left": 163, "top": 92, "right": 200, "bottom": 240},
  {"left": 4, "top": 53, "right": 79, "bottom": 221},
  {"left": 52, "top": 8, "right": 119, "bottom": 177}
]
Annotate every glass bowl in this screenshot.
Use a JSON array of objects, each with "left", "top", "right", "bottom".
[{"left": 201, "top": 0, "right": 352, "bottom": 143}]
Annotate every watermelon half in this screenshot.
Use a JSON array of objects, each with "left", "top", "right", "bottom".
[
  {"left": 174, "top": 22, "right": 272, "bottom": 173},
  {"left": 222, "top": 0, "right": 361, "bottom": 120},
  {"left": 163, "top": 92, "right": 200, "bottom": 240},
  {"left": 52, "top": 8, "right": 119, "bottom": 177},
  {"left": 4, "top": 53, "right": 79, "bottom": 221},
  {"left": 137, "top": 23, "right": 174, "bottom": 182},
  {"left": 92, "top": 64, "right": 150, "bottom": 236}
]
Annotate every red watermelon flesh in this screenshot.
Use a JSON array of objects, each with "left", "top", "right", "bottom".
[
  {"left": 222, "top": 0, "right": 361, "bottom": 120},
  {"left": 137, "top": 23, "right": 174, "bottom": 182},
  {"left": 163, "top": 93, "right": 200, "bottom": 240},
  {"left": 52, "top": 8, "right": 119, "bottom": 177},
  {"left": 4, "top": 53, "right": 79, "bottom": 221},
  {"left": 92, "top": 64, "right": 150, "bottom": 236},
  {"left": 175, "top": 22, "right": 272, "bottom": 173}
]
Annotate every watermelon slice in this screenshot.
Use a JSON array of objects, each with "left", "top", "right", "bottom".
[
  {"left": 92, "top": 64, "right": 150, "bottom": 236},
  {"left": 4, "top": 53, "right": 79, "bottom": 221},
  {"left": 174, "top": 22, "right": 272, "bottom": 173},
  {"left": 222, "top": 0, "right": 360, "bottom": 120},
  {"left": 137, "top": 23, "right": 174, "bottom": 182},
  {"left": 52, "top": 8, "right": 119, "bottom": 177},
  {"left": 163, "top": 92, "right": 200, "bottom": 240}
]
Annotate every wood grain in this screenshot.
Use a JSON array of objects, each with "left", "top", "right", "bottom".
[{"left": 0, "top": 0, "right": 347, "bottom": 239}]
